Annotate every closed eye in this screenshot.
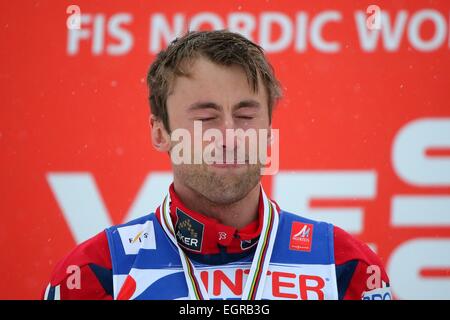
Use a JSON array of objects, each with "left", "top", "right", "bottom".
[{"left": 198, "top": 117, "right": 217, "bottom": 122}]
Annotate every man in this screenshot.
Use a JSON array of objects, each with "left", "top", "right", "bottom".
[{"left": 43, "top": 30, "right": 391, "bottom": 300}]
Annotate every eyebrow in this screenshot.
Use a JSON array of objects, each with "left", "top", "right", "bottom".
[
  {"left": 187, "top": 99, "right": 261, "bottom": 112},
  {"left": 187, "top": 101, "right": 221, "bottom": 112},
  {"left": 234, "top": 99, "right": 261, "bottom": 111}
]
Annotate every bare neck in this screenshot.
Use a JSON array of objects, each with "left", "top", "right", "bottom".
[{"left": 172, "top": 180, "right": 261, "bottom": 230}]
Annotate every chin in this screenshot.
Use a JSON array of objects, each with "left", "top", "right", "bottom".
[
  {"left": 203, "top": 175, "right": 260, "bottom": 204},
  {"left": 202, "top": 187, "right": 250, "bottom": 205},
  {"left": 175, "top": 164, "right": 261, "bottom": 203}
]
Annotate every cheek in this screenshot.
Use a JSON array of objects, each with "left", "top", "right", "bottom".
[
  {"left": 246, "top": 112, "right": 271, "bottom": 129},
  {"left": 166, "top": 101, "right": 192, "bottom": 130},
  {"left": 169, "top": 117, "right": 191, "bottom": 133}
]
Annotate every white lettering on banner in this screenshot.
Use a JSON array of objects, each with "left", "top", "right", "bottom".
[
  {"left": 92, "top": 14, "right": 105, "bottom": 55},
  {"left": 273, "top": 171, "right": 377, "bottom": 234},
  {"left": 150, "top": 14, "right": 185, "bottom": 53},
  {"left": 47, "top": 173, "right": 112, "bottom": 243},
  {"left": 67, "top": 15, "right": 91, "bottom": 55},
  {"left": 294, "top": 12, "right": 308, "bottom": 52},
  {"left": 408, "top": 10, "right": 447, "bottom": 52},
  {"left": 392, "top": 196, "right": 450, "bottom": 226},
  {"left": 356, "top": 9, "right": 448, "bottom": 52},
  {"left": 147, "top": 10, "right": 450, "bottom": 54},
  {"left": 391, "top": 118, "right": 450, "bottom": 225},
  {"left": 309, "top": 11, "right": 341, "bottom": 53},
  {"left": 47, "top": 172, "right": 172, "bottom": 243},
  {"left": 260, "top": 12, "right": 293, "bottom": 53},
  {"left": 387, "top": 239, "right": 450, "bottom": 300},
  {"left": 108, "top": 14, "right": 134, "bottom": 55},
  {"left": 393, "top": 118, "right": 450, "bottom": 186},
  {"left": 67, "top": 13, "right": 133, "bottom": 56},
  {"left": 355, "top": 10, "right": 408, "bottom": 52},
  {"left": 154, "top": 10, "right": 449, "bottom": 53},
  {"left": 149, "top": 11, "right": 342, "bottom": 54},
  {"left": 389, "top": 117, "right": 450, "bottom": 299},
  {"left": 67, "top": 10, "right": 450, "bottom": 56},
  {"left": 228, "top": 13, "right": 256, "bottom": 40}
]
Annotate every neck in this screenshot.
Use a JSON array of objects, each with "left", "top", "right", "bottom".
[{"left": 172, "top": 180, "right": 261, "bottom": 230}]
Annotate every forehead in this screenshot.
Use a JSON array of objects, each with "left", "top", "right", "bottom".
[{"left": 166, "top": 57, "right": 267, "bottom": 110}]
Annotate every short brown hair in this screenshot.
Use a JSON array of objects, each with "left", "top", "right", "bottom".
[{"left": 147, "top": 30, "right": 282, "bottom": 132}]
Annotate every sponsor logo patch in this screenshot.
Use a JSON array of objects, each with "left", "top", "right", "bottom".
[
  {"left": 289, "top": 222, "right": 313, "bottom": 252},
  {"left": 175, "top": 208, "right": 204, "bottom": 252},
  {"left": 117, "top": 221, "right": 156, "bottom": 255}
]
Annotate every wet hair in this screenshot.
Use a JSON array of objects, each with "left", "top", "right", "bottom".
[{"left": 147, "top": 30, "right": 282, "bottom": 132}]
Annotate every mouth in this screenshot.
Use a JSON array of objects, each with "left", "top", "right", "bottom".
[
  {"left": 208, "top": 159, "right": 249, "bottom": 168},
  {"left": 210, "top": 163, "right": 245, "bottom": 168}
]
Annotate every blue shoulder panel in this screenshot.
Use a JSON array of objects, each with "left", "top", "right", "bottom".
[
  {"left": 271, "top": 211, "right": 335, "bottom": 265},
  {"left": 105, "top": 213, "right": 183, "bottom": 276}
]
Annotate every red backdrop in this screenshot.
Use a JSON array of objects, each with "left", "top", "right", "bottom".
[{"left": 1, "top": 0, "right": 449, "bottom": 299}]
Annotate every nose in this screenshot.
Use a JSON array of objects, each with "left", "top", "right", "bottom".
[{"left": 217, "top": 116, "right": 239, "bottom": 152}]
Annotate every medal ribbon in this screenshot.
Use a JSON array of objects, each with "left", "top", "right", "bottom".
[{"left": 158, "top": 186, "right": 279, "bottom": 300}]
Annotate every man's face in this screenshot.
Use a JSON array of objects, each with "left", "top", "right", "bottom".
[{"left": 164, "top": 56, "right": 271, "bottom": 205}]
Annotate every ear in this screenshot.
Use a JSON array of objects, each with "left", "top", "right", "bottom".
[{"left": 150, "top": 115, "right": 171, "bottom": 152}]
